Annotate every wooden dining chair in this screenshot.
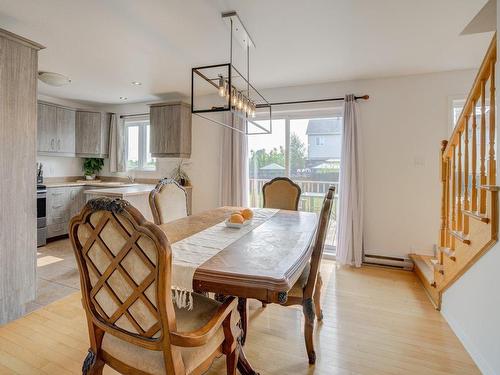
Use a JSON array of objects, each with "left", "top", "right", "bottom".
[
  {"left": 149, "top": 178, "right": 188, "bottom": 225},
  {"left": 262, "top": 177, "right": 302, "bottom": 211},
  {"left": 69, "top": 197, "right": 241, "bottom": 375},
  {"left": 279, "top": 185, "right": 335, "bottom": 365}
]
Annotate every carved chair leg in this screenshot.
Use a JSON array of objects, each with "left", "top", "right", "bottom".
[
  {"left": 82, "top": 350, "right": 104, "bottom": 375},
  {"left": 302, "top": 298, "right": 316, "bottom": 365},
  {"left": 226, "top": 346, "right": 240, "bottom": 375},
  {"left": 261, "top": 301, "right": 267, "bottom": 308},
  {"left": 314, "top": 272, "right": 324, "bottom": 321}
]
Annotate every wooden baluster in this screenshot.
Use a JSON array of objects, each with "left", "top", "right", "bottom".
[
  {"left": 446, "top": 156, "right": 453, "bottom": 248},
  {"left": 457, "top": 131, "right": 463, "bottom": 232},
  {"left": 451, "top": 144, "right": 457, "bottom": 246},
  {"left": 440, "top": 140, "right": 448, "bottom": 257},
  {"left": 471, "top": 100, "right": 478, "bottom": 212},
  {"left": 489, "top": 61, "right": 496, "bottom": 186},
  {"left": 480, "top": 80, "right": 487, "bottom": 213},
  {"left": 463, "top": 115, "right": 470, "bottom": 234}
]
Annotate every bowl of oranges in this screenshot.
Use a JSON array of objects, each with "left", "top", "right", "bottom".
[{"left": 225, "top": 208, "right": 254, "bottom": 228}]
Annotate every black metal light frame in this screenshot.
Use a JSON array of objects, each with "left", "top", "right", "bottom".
[{"left": 191, "top": 62, "right": 272, "bottom": 135}]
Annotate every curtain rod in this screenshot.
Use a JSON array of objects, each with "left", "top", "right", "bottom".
[
  {"left": 264, "top": 95, "right": 369, "bottom": 107},
  {"left": 120, "top": 113, "right": 149, "bottom": 119}
]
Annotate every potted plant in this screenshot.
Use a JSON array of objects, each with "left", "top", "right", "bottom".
[
  {"left": 83, "top": 158, "right": 104, "bottom": 180},
  {"left": 170, "top": 159, "right": 190, "bottom": 186}
]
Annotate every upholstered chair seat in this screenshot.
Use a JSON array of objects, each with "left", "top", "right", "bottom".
[
  {"left": 262, "top": 177, "right": 301, "bottom": 211},
  {"left": 101, "top": 293, "right": 241, "bottom": 374},
  {"left": 149, "top": 178, "right": 188, "bottom": 225}
]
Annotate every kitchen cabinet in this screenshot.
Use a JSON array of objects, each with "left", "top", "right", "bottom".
[
  {"left": 56, "top": 107, "right": 76, "bottom": 153},
  {"left": 150, "top": 102, "right": 191, "bottom": 158},
  {"left": 37, "top": 102, "right": 76, "bottom": 155},
  {"left": 47, "top": 187, "right": 70, "bottom": 238},
  {"left": 75, "top": 111, "right": 110, "bottom": 157},
  {"left": 46, "top": 185, "right": 109, "bottom": 238}
]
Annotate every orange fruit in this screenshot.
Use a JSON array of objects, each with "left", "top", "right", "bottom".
[
  {"left": 241, "top": 208, "right": 254, "bottom": 220},
  {"left": 229, "top": 213, "right": 245, "bottom": 224}
]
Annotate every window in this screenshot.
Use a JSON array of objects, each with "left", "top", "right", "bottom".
[
  {"left": 125, "top": 116, "right": 156, "bottom": 171},
  {"left": 247, "top": 112, "right": 342, "bottom": 255},
  {"left": 315, "top": 136, "right": 325, "bottom": 146}
]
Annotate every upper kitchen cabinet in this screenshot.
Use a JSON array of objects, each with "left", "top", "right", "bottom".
[
  {"left": 150, "top": 102, "right": 191, "bottom": 158},
  {"left": 75, "top": 111, "right": 110, "bottom": 158},
  {"left": 37, "top": 102, "right": 75, "bottom": 155}
]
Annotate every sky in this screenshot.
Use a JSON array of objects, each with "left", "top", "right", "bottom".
[{"left": 247, "top": 118, "right": 310, "bottom": 154}]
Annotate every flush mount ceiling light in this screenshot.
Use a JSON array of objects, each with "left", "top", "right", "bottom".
[
  {"left": 38, "top": 71, "right": 71, "bottom": 87},
  {"left": 120, "top": 96, "right": 128, "bottom": 100},
  {"left": 191, "top": 11, "right": 272, "bottom": 135},
  {"left": 131, "top": 81, "right": 142, "bottom": 85}
]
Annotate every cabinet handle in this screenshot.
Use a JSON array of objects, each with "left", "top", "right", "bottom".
[
  {"left": 51, "top": 139, "right": 55, "bottom": 150},
  {"left": 57, "top": 139, "right": 61, "bottom": 150}
]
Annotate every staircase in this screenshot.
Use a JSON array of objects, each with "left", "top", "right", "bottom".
[{"left": 411, "top": 34, "right": 498, "bottom": 310}]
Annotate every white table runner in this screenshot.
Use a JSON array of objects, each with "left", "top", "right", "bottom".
[{"left": 171, "top": 208, "right": 279, "bottom": 309}]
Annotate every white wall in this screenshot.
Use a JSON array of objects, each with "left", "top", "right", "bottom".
[
  {"left": 439, "top": 6, "right": 500, "bottom": 375},
  {"left": 259, "top": 69, "right": 476, "bottom": 258},
  {"left": 39, "top": 70, "right": 477, "bottom": 253}
]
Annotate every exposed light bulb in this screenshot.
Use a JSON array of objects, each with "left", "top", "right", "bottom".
[
  {"left": 231, "top": 87, "right": 238, "bottom": 106},
  {"left": 237, "top": 93, "right": 243, "bottom": 110},
  {"left": 243, "top": 99, "right": 248, "bottom": 113},
  {"left": 225, "top": 82, "right": 230, "bottom": 100},
  {"left": 218, "top": 76, "right": 225, "bottom": 97},
  {"left": 250, "top": 102, "right": 256, "bottom": 118}
]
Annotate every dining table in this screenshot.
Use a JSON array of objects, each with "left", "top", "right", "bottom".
[{"left": 159, "top": 206, "right": 318, "bottom": 375}]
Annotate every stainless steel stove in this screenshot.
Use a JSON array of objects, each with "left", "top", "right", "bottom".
[{"left": 37, "top": 184, "right": 47, "bottom": 247}]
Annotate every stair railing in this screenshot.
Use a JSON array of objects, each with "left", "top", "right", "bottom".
[{"left": 438, "top": 34, "right": 497, "bottom": 289}]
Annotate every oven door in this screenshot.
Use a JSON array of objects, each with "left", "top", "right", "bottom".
[{"left": 37, "top": 191, "right": 46, "bottom": 228}]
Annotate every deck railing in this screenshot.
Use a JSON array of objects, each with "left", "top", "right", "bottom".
[{"left": 249, "top": 178, "right": 339, "bottom": 247}]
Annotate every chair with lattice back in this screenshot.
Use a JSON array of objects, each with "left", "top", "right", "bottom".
[{"left": 69, "top": 197, "right": 241, "bottom": 375}]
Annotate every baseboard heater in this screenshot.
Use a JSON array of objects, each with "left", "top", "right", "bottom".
[{"left": 363, "top": 254, "right": 414, "bottom": 270}]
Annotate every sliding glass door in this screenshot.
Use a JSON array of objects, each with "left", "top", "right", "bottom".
[{"left": 248, "top": 112, "right": 342, "bottom": 254}]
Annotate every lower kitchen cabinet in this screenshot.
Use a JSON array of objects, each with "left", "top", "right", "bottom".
[{"left": 47, "top": 186, "right": 87, "bottom": 238}]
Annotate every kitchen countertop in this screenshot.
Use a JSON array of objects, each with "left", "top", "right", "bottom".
[
  {"left": 84, "top": 184, "right": 156, "bottom": 197},
  {"left": 46, "top": 181, "right": 139, "bottom": 188}
]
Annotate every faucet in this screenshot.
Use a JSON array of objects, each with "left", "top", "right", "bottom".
[{"left": 126, "top": 175, "right": 135, "bottom": 183}]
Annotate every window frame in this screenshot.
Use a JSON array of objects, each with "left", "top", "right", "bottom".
[
  {"left": 248, "top": 108, "right": 343, "bottom": 257},
  {"left": 124, "top": 116, "right": 156, "bottom": 172}
]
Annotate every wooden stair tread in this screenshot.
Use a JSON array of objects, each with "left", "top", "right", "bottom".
[
  {"left": 438, "top": 247, "right": 456, "bottom": 261},
  {"left": 450, "top": 230, "right": 471, "bottom": 244},
  {"left": 430, "top": 258, "right": 444, "bottom": 273},
  {"left": 462, "top": 209, "right": 490, "bottom": 223},
  {"left": 409, "top": 254, "right": 435, "bottom": 286}
]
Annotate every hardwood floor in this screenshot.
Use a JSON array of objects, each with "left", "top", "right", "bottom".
[{"left": 0, "top": 260, "right": 480, "bottom": 374}]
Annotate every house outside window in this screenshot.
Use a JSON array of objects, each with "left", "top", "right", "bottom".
[{"left": 125, "top": 116, "right": 156, "bottom": 171}]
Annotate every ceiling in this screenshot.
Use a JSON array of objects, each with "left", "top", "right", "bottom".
[{"left": 0, "top": 0, "right": 493, "bottom": 104}]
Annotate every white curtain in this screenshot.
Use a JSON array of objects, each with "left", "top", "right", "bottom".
[
  {"left": 108, "top": 113, "right": 126, "bottom": 173},
  {"left": 219, "top": 113, "right": 249, "bottom": 207},
  {"left": 336, "top": 94, "right": 364, "bottom": 267}
]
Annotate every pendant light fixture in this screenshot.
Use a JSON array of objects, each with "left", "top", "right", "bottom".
[{"left": 191, "top": 11, "right": 272, "bottom": 135}]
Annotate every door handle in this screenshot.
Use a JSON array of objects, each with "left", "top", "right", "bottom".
[{"left": 51, "top": 138, "right": 55, "bottom": 150}]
